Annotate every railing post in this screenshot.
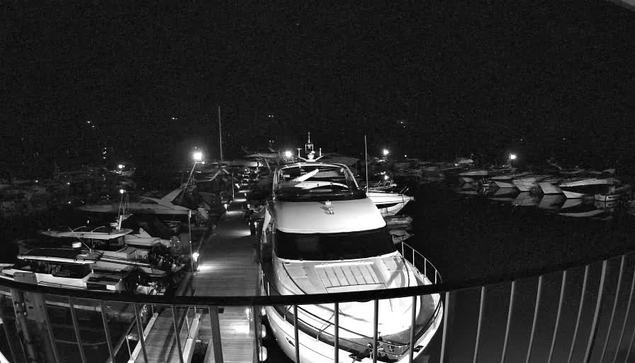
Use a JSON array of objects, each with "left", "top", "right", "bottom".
[
  {"left": 548, "top": 270, "right": 568, "bottom": 363},
  {"left": 599, "top": 255, "right": 625, "bottom": 363},
  {"left": 408, "top": 295, "right": 418, "bottom": 363},
  {"left": 100, "top": 301, "right": 116, "bottom": 363},
  {"left": 208, "top": 305, "right": 224, "bottom": 363},
  {"left": 373, "top": 299, "right": 379, "bottom": 363},
  {"left": 293, "top": 305, "right": 300, "bottom": 363},
  {"left": 612, "top": 266, "right": 635, "bottom": 363},
  {"left": 440, "top": 291, "right": 450, "bottom": 363},
  {"left": 134, "top": 303, "right": 149, "bottom": 363},
  {"left": 525, "top": 275, "right": 543, "bottom": 363},
  {"left": 473, "top": 286, "right": 486, "bottom": 363},
  {"left": 334, "top": 302, "right": 339, "bottom": 363},
  {"left": 69, "top": 297, "right": 88, "bottom": 363},
  {"left": 172, "top": 306, "right": 185, "bottom": 363},
  {"left": 583, "top": 260, "right": 608, "bottom": 363},
  {"left": 500, "top": 280, "right": 516, "bottom": 363},
  {"left": 567, "top": 265, "right": 590, "bottom": 363}
]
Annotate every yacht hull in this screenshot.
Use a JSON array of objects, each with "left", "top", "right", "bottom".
[{"left": 264, "top": 293, "right": 442, "bottom": 363}]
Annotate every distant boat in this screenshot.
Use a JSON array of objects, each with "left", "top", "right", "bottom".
[
  {"left": 512, "top": 175, "right": 551, "bottom": 192},
  {"left": 458, "top": 169, "right": 489, "bottom": 184},
  {"left": 40, "top": 226, "right": 133, "bottom": 240},
  {"left": 366, "top": 188, "right": 415, "bottom": 216},
  {"left": 0, "top": 248, "right": 157, "bottom": 294},
  {"left": 38, "top": 226, "right": 182, "bottom": 277},
  {"left": 559, "top": 174, "right": 619, "bottom": 199},
  {"left": 78, "top": 187, "right": 196, "bottom": 216},
  {"left": 490, "top": 171, "right": 532, "bottom": 188},
  {"left": 538, "top": 176, "right": 564, "bottom": 195},
  {"left": 558, "top": 200, "right": 613, "bottom": 218}
]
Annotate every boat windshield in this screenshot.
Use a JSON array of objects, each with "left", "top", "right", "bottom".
[
  {"left": 275, "top": 227, "right": 396, "bottom": 261},
  {"left": 275, "top": 164, "right": 364, "bottom": 201}
]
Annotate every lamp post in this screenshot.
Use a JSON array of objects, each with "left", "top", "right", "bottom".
[
  {"left": 187, "top": 151, "right": 204, "bottom": 186},
  {"left": 509, "top": 153, "right": 517, "bottom": 168}
]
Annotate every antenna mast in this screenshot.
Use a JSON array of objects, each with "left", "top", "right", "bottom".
[
  {"left": 364, "top": 135, "right": 369, "bottom": 192},
  {"left": 218, "top": 105, "right": 223, "bottom": 162}
]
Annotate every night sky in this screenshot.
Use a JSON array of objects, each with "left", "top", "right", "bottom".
[{"left": 2, "top": 1, "right": 634, "bottom": 174}]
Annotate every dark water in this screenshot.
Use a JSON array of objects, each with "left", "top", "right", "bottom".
[{"left": 409, "top": 182, "right": 635, "bottom": 284}]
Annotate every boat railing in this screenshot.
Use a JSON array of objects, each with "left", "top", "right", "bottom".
[
  {"left": 2, "top": 249, "right": 635, "bottom": 363},
  {"left": 399, "top": 241, "right": 442, "bottom": 284}
]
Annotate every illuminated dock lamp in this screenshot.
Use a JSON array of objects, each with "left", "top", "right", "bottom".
[
  {"left": 118, "top": 164, "right": 125, "bottom": 170},
  {"left": 284, "top": 150, "right": 293, "bottom": 159},
  {"left": 383, "top": 148, "right": 390, "bottom": 157},
  {"left": 509, "top": 153, "right": 517, "bottom": 161},
  {"left": 187, "top": 150, "right": 204, "bottom": 185}
]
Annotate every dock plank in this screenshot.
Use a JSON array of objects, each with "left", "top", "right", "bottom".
[{"left": 184, "top": 200, "right": 259, "bottom": 362}]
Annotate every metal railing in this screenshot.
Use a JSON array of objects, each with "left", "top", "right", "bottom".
[
  {"left": 400, "top": 241, "right": 442, "bottom": 285},
  {"left": 1, "top": 249, "right": 635, "bottom": 363}
]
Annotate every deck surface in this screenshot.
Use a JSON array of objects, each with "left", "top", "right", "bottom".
[
  {"left": 191, "top": 197, "right": 259, "bottom": 363},
  {"left": 127, "top": 198, "right": 260, "bottom": 363}
]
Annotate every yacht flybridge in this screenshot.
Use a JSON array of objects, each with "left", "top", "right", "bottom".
[{"left": 259, "top": 158, "right": 443, "bottom": 362}]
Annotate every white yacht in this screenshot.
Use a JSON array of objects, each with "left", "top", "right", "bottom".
[
  {"left": 558, "top": 175, "right": 620, "bottom": 199},
  {"left": 490, "top": 171, "right": 532, "bottom": 188},
  {"left": 538, "top": 176, "right": 564, "bottom": 195},
  {"left": 78, "top": 187, "right": 196, "bottom": 216},
  {"left": 260, "top": 160, "right": 443, "bottom": 363},
  {"left": 512, "top": 174, "right": 550, "bottom": 192},
  {"left": 366, "top": 187, "right": 415, "bottom": 216}
]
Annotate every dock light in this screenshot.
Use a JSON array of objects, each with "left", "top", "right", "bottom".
[
  {"left": 193, "top": 151, "right": 203, "bottom": 162},
  {"left": 383, "top": 149, "right": 390, "bottom": 156},
  {"left": 192, "top": 252, "right": 199, "bottom": 261},
  {"left": 284, "top": 150, "right": 293, "bottom": 158},
  {"left": 119, "top": 189, "right": 125, "bottom": 194},
  {"left": 384, "top": 174, "right": 390, "bottom": 180},
  {"left": 223, "top": 203, "right": 228, "bottom": 209},
  {"left": 509, "top": 153, "right": 517, "bottom": 161},
  {"left": 118, "top": 164, "right": 124, "bottom": 169}
]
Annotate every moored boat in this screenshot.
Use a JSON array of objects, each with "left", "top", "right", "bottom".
[
  {"left": 260, "top": 159, "right": 443, "bottom": 362},
  {"left": 0, "top": 248, "right": 157, "bottom": 294},
  {"left": 366, "top": 187, "right": 415, "bottom": 216}
]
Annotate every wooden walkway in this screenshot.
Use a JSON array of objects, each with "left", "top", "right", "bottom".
[
  {"left": 136, "top": 198, "right": 259, "bottom": 363},
  {"left": 191, "top": 198, "right": 259, "bottom": 363}
]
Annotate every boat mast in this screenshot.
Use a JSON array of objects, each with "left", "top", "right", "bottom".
[
  {"left": 364, "top": 135, "right": 369, "bottom": 192},
  {"left": 218, "top": 105, "right": 223, "bottom": 162}
]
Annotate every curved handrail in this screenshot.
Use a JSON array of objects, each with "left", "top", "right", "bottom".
[{"left": 0, "top": 247, "right": 633, "bottom": 306}]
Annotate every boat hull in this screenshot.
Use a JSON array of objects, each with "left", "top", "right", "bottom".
[
  {"left": 538, "top": 181, "right": 562, "bottom": 195},
  {"left": 493, "top": 180, "right": 515, "bottom": 189}
]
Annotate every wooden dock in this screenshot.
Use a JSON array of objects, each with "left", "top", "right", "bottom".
[{"left": 135, "top": 198, "right": 259, "bottom": 363}]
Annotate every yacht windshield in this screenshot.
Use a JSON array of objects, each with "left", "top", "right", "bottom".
[
  {"left": 275, "top": 227, "right": 396, "bottom": 260},
  {"left": 275, "top": 164, "right": 365, "bottom": 201}
]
